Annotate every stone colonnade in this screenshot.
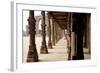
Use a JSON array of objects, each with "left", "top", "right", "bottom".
[
  {"left": 27, "top": 11, "right": 63, "bottom": 62},
  {"left": 26, "top": 10, "right": 91, "bottom": 62},
  {"left": 70, "top": 13, "right": 90, "bottom": 60}
]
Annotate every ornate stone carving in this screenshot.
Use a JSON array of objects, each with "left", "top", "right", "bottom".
[
  {"left": 40, "top": 11, "right": 48, "bottom": 54},
  {"left": 27, "top": 10, "right": 39, "bottom": 62}
]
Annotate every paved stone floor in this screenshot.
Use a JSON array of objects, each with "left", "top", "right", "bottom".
[
  {"left": 22, "top": 36, "right": 91, "bottom": 63},
  {"left": 23, "top": 36, "right": 68, "bottom": 62},
  {"left": 39, "top": 37, "right": 68, "bottom": 62}
]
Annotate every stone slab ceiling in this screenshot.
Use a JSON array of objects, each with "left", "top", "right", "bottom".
[{"left": 49, "top": 11, "right": 70, "bottom": 29}]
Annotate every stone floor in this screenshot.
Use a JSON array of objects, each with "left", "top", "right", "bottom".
[
  {"left": 38, "top": 37, "right": 68, "bottom": 62},
  {"left": 22, "top": 36, "right": 91, "bottom": 63}
]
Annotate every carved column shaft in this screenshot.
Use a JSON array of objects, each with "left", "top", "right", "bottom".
[
  {"left": 51, "top": 17, "right": 55, "bottom": 46},
  {"left": 54, "top": 22, "right": 57, "bottom": 43},
  {"left": 40, "top": 11, "right": 48, "bottom": 54},
  {"left": 27, "top": 10, "right": 38, "bottom": 62},
  {"left": 67, "top": 13, "right": 72, "bottom": 60},
  {"left": 87, "top": 14, "right": 91, "bottom": 54},
  {"left": 47, "top": 12, "right": 52, "bottom": 49},
  {"left": 72, "top": 13, "right": 84, "bottom": 60}
]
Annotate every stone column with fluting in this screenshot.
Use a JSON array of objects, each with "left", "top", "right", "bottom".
[
  {"left": 40, "top": 11, "right": 48, "bottom": 54},
  {"left": 47, "top": 12, "right": 52, "bottom": 49},
  {"left": 27, "top": 10, "right": 39, "bottom": 62}
]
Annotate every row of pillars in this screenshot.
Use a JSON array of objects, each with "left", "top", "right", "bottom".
[
  {"left": 69, "top": 13, "right": 90, "bottom": 60},
  {"left": 26, "top": 10, "right": 90, "bottom": 62},
  {"left": 27, "top": 10, "right": 62, "bottom": 62},
  {"left": 68, "top": 13, "right": 85, "bottom": 60}
]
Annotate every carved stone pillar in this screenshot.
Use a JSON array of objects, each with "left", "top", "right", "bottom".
[
  {"left": 54, "top": 22, "right": 57, "bottom": 43},
  {"left": 87, "top": 14, "right": 91, "bottom": 54},
  {"left": 71, "top": 32, "right": 76, "bottom": 60},
  {"left": 67, "top": 13, "right": 71, "bottom": 60},
  {"left": 27, "top": 10, "right": 38, "bottom": 62},
  {"left": 85, "top": 14, "right": 91, "bottom": 54},
  {"left": 72, "top": 13, "right": 84, "bottom": 60},
  {"left": 40, "top": 11, "right": 48, "bottom": 54},
  {"left": 51, "top": 17, "right": 55, "bottom": 46},
  {"left": 47, "top": 12, "right": 52, "bottom": 49}
]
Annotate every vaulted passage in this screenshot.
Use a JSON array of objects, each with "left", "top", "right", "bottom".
[{"left": 22, "top": 10, "right": 91, "bottom": 63}]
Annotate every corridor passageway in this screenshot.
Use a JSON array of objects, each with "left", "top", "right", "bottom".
[
  {"left": 39, "top": 37, "right": 68, "bottom": 62},
  {"left": 23, "top": 36, "right": 68, "bottom": 62},
  {"left": 22, "top": 10, "right": 91, "bottom": 63}
]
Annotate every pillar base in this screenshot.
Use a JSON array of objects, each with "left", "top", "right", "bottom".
[
  {"left": 27, "top": 46, "right": 39, "bottom": 62},
  {"left": 27, "top": 53, "right": 39, "bottom": 62},
  {"left": 72, "top": 56, "right": 77, "bottom": 60},
  {"left": 52, "top": 42, "right": 55, "bottom": 46},
  {"left": 67, "top": 48, "right": 71, "bottom": 60},
  {"left": 72, "top": 55, "right": 84, "bottom": 60},
  {"left": 40, "top": 45, "right": 48, "bottom": 54},
  {"left": 27, "top": 57, "right": 39, "bottom": 62}
]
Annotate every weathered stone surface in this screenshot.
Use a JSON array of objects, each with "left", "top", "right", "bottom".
[
  {"left": 27, "top": 10, "right": 39, "bottom": 62},
  {"left": 40, "top": 11, "right": 48, "bottom": 54}
]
